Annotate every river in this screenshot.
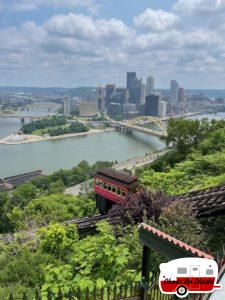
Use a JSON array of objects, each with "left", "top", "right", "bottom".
[
  {"left": 0, "top": 112, "right": 165, "bottom": 178},
  {"left": 0, "top": 111, "right": 224, "bottom": 178}
]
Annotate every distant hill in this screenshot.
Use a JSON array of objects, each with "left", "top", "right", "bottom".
[{"left": 0, "top": 86, "right": 95, "bottom": 97}]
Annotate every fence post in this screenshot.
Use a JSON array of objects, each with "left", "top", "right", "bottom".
[
  {"left": 9, "top": 293, "right": 14, "bottom": 300},
  {"left": 86, "top": 287, "right": 90, "bottom": 300},
  {"left": 57, "top": 289, "right": 63, "bottom": 300},
  {"left": 67, "top": 290, "right": 74, "bottom": 300},
  {"left": 113, "top": 284, "right": 117, "bottom": 300},
  {"left": 141, "top": 246, "right": 152, "bottom": 300},
  {"left": 100, "top": 288, "right": 104, "bottom": 300},
  {"left": 130, "top": 283, "right": 133, "bottom": 297},
  {"left": 22, "top": 292, "right": 29, "bottom": 300},
  {"left": 93, "top": 287, "right": 97, "bottom": 300},
  {"left": 119, "top": 285, "right": 123, "bottom": 299},
  {"left": 35, "top": 289, "right": 41, "bottom": 300},
  {"left": 107, "top": 286, "right": 111, "bottom": 300},
  {"left": 124, "top": 284, "right": 128, "bottom": 298},
  {"left": 47, "top": 290, "right": 52, "bottom": 300}
]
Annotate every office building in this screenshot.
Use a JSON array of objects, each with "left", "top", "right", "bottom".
[
  {"left": 108, "top": 103, "right": 123, "bottom": 116},
  {"left": 109, "top": 88, "right": 129, "bottom": 105},
  {"left": 105, "top": 84, "right": 116, "bottom": 109},
  {"left": 158, "top": 101, "right": 167, "bottom": 118},
  {"left": 127, "top": 72, "right": 142, "bottom": 104},
  {"left": 116, "top": 88, "right": 129, "bottom": 104},
  {"left": 178, "top": 87, "right": 185, "bottom": 104},
  {"left": 122, "top": 103, "right": 137, "bottom": 114},
  {"left": 146, "top": 76, "right": 155, "bottom": 96},
  {"left": 79, "top": 102, "right": 98, "bottom": 117},
  {"left": 127, "top": 72, "right": 136, "bottom": 90},
  {"left": 70, "top": 99, "right": 80, "bottom": 115},
  {"left": 63, "top": 97, "right": 70, "bottom": 116},
  {"left": 170, "top": 80, "right": 179, "bottom": 104},
  {"left": 145, "top": 95, "right": 159, "bottom": 116},
  {"left": 97, "top": 87, "right": 105, "bottom": 111},
  {"left": 137, "top": 103, "right": 145, "bottom": 115},
  {"left": 141, "top": 84, "right": 146, "bottom": 102}
]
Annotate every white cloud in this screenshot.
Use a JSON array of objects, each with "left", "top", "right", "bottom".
[
  {"left": 45, "top": 13, "right": 133, "bottom": 42},
  {"left": 1, "top": 0, "right": 99, "bottom": 14},
  {"left": 1, "top": 6, "right": 225, "bottom": 87},
  {"left": 173, "top": 0, "right": 225, "bottom": 15},
  {"left": 134, "top": 8, "right": 179, "bottom": 32}
]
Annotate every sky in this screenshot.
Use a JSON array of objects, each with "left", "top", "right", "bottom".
[{"left": 1, "top": 0, "right": 225, "bottom": 89}]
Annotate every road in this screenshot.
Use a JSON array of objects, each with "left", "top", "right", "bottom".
[
  {"left": 113, "top": 150, "right": 168, "bottom": 171},
  {"left": 65, "top": 149, "right": 168, "bottom": 196}
]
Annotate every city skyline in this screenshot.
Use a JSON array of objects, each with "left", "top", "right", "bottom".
[{"left": 1, "top": 0, "right": 225, "bottom": 88}]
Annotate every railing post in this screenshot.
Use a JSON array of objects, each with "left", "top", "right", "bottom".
[
  {"left": 9, "top": 293, "right": 14, "bottom": 300},
  {"left": 141, "top": 245, "right": 151, "bottom": 300},
  {"left": 113, "top": 284, "right": 117, "bottom": 300},
  {"left": 86, "top": 288, "right": 90, "bottom": 300},
  {"left": 107, "top": 286, "right": 111, "bottom": 300},
  {"left": 100, "top": 288, "right": 104, "bottom": 300},
  {"left": 93, "top": 287, "right": 97, "bottom": 300},
  {"left": 35, "top": 289, "right": 41, "bottom": 300},
  {"left": 22, "top": 293, "right": 28, "bottom": 300}
]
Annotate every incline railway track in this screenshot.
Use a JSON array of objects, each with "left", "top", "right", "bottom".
[
  {"left": 2, "top": 181, "right": 225, "bottom": 244},
  {"left": 0, "top": 214, "right": 109, "bottom": 243}
]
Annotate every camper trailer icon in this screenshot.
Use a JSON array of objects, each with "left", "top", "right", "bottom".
[{"left": 159, "top": 258, "right": 222, "bottom": 298}]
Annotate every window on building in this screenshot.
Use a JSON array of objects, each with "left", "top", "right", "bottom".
[
  {"left": 206, "top": 269, "right": 214, "bottom": 275},
  {"left": 177, "top": 268, "right": 187, "bottom": 275},
  {"left": 122, "top": 190, "right": 126, "bottom": 197}
]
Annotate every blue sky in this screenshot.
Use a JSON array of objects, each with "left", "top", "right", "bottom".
[{"left": 1, "top": 0, "right": 225, "bottom": 88}]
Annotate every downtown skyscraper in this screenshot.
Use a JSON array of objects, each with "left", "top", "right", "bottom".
[
  {"left": 170, "top": 80, "right": 179, "bottom": 104},
  {"left": 146, "top": 76, "right": 155, "bottom": 96},
  {"left": 126, "top": 72, "right": 142, "bottom": 105}
]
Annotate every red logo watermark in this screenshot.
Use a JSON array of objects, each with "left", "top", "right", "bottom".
[{"left": 159, "top": 258, "right": 222, "bottom": 298}]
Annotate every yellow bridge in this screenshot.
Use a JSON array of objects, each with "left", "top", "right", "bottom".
[{"left": 110, "top": 116, "right": 167, "bottom": 138}]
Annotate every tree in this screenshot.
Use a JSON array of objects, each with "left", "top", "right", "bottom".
[
  {"left": 8, "top": 194, "right": 97, "bottom": 231},
  {"left": 164, "top": 118, "right": 209, "bottom": 154},
  {"left": 0, "top": 193, "right": 11, "bottom": 233},
  {"left": 39, "top": 224, "right": 78, "bottom": 258},
  {"left": 7, "top": 182, "right": 38, "bottom": 210},
  {"left": 41, "top": 221, "right": 140, "bottom": 297},
  {"left": 109, "top": 190, "right": 170, "bottom": 225},
  {"left": 159, "top": 200, "right": 208, "bottom": 250},
  {"left": 48, "top": 180, "right": 65, "bottom": 194},
  {"left": 0, "top": 242, "right": 51, "bottom": 298}
]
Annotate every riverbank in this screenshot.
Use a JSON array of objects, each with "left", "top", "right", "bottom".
[{"left": 0, "top": 128, "right": 115, "bottom": 145}]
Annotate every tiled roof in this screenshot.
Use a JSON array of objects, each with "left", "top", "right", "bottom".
[
  {"left": 4, "top": 170, "right": 43, "bottom": 188},
  {"left": 139, "top": 222, "right": 214, "bottom": 260},
  {"left": 169, "top": 184, "right": 225, "bottom": 217}
]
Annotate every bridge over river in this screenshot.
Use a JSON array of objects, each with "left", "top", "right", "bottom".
[
  {"left": 0, "top": 114, "right": 55, "bottom": 120},
  {"left": 109, "top": 112, "right": 201, "bottom": 138}
]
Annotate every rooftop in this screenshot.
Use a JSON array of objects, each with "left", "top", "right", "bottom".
[
  {"left": 170, "top": 184, "right": 225, "bottom": 217},
  {"left": 95, "top": 167, "right": 137, "bottom": 184},
  {"left": 139, "top": 222, "right": 214, "bottom": 260}
]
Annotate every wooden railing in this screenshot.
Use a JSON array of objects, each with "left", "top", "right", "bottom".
[{"left": 8, "top": 283, "right": 141, "bottom": 300}]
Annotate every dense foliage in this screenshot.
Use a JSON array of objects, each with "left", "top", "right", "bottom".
[
  {"left": 21, "top": 116, "right": 67, "bottom": 134},
  {"left": 137, "top": 117, "right": 225, "bottom": 252},
  {"left": 0, "top": 160, "right": 112, "bottom": 234},
  {"left": 47, "top": 122, "right": 89, "bottom": 136},
  {"left": 139, "top": 118, "right": 225, "bottom": 194},
  {"left": 0, "top": 222, "right": 142, "bottom": 299}
]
